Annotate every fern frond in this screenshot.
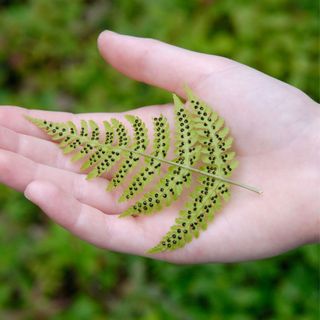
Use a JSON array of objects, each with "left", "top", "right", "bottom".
[{"left": 27, "top": 88, "right": 261, "bottom": 254}]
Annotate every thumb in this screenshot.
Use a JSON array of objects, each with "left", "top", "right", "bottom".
[{"left": 97, "top": 31, "right": 233, "bottom": 96}]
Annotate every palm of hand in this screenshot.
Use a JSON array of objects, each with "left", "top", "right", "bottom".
[{"left": 0, "top": 32, "right": 318, "bottom": 263}]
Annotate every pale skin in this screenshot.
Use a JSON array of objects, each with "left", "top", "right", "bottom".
[{"left": 0, "top": 31, "right": 319, "bottom": 264}]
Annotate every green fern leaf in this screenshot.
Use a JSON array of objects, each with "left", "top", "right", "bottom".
[{"left": 26, "top": 88, "right": 261, "bottom": 254}]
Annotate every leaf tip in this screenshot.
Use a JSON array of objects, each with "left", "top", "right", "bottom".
[
  {"left": 119, "top": 210, "right": 133, "bottom": 218},
  {"left": 24, "top": 115, "right": 40, "bottom": 124},
  {"left": 172, "top": 93, "right": 182, "bottom": 105},
  {"left": 146, "top": 246, "right": 162, "bottom": 254}
]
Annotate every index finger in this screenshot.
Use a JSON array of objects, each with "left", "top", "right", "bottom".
[{"left": 0, "top": 104, "right": 173, "bottom": 140}]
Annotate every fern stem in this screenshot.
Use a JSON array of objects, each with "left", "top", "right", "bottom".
[{"left": 118, "top": 147, "right": 262, "bottom": 194}]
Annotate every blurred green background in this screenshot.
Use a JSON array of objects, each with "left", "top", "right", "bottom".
[{"left": 0, "top": 0, "right": 319, "bottom": 319}]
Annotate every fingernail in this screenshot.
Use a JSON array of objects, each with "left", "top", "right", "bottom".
[{"left": 24, "top": 190, "right": 31, "bottom": 201}]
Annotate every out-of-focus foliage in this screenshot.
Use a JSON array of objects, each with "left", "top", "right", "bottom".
[{"left": 0, "top": 0, "right": 318, "bottom": 319}]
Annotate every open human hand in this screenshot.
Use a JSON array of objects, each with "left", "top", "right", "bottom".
[{"left": 0, "top": 31, "right": 318, "bottom": 263}]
